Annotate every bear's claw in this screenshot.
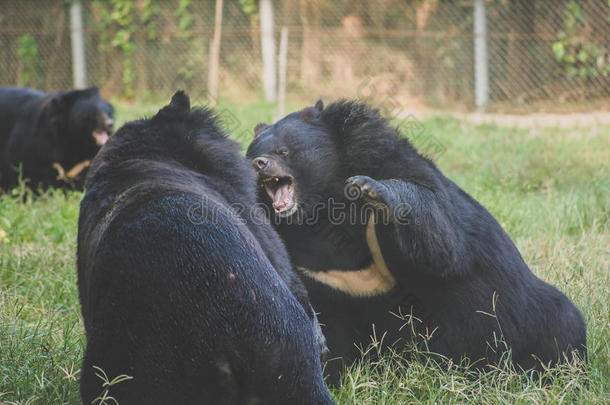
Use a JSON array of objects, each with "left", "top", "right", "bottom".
[{"left": 345, "top": 175, "right": 385, "bottom": 202}]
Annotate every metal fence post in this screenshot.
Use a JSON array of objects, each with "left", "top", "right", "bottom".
[
  {"left": 260, "top": 0, "right": 277, "bottom": 102},
  {"left": 69, "top": 0, "right": 87, "bottom": 89},
  {"left": 275, "top": 26, "right": 288, "bottom": 120},
  {"left": 208, "top": 0, "right": 223, "bottom": 107},
  {"left": 473, "top": 0, "right": 489, "bottom": 111}
]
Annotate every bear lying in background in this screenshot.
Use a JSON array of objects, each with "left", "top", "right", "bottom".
[
  {"left": 247, "top": 100, "right": 587, "bottom": 384},
  {"left": 0, "top": 86, "right": 113, "bottom": 191},
  {"left": 77, "top": 92, "right": 333, "bottom": 404}
]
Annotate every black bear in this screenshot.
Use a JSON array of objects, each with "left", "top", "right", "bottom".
[
  {"left": 77, "top": 92, "right": 333, "bottom": 404},
  {"left": 0, "top": 86, "right": 113, "bottom": 191},
  {"left": 246, "top": 100, "right": 587, "bottom": 383}
]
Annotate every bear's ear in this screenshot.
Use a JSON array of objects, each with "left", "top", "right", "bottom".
[
  {"left": 62, "top": 87, "right": 100, "bottom": 104},
  {"left": 168, "top": 90, "right": 190, "bottom": 111},
  {"left": 154, "top": 91, "right": 191, "bottom": 120},
  {"left": 254, "top": 122, "right": 269, "bottom": 138},
  {"left": 79, "top": 87, "right": 100, "bottom": 97},
  {"left": 299, "top": 99, "right": 324, "bottom": 121},
  {"left": 314, "top": 99, "right": 324, "bottom": 112}
]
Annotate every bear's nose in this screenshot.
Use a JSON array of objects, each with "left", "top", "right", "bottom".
[{"left": 253, "top": 157, "right": 270, "bottom": 171}]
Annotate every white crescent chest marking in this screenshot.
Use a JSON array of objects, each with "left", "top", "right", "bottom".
[{"left": 299, "top": 213, "right": 396, "bottom": 297}]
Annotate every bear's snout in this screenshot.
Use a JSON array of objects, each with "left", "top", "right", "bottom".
[{"left": 252, "top": 156, "right": 270, "bottom": 171}]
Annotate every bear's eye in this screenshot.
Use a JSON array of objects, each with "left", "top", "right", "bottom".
[{"left": 276, "top": 147, "right": 289, "bottom": 157}]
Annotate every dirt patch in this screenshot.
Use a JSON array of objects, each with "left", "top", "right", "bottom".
[
  {"left": 399, "top": 108, "right": 610, "bottom": 129},
  {"left": 453, "top": 111, "right": 610, "bottom": 129}
]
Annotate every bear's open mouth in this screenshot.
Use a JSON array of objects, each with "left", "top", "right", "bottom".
[
  {"left": 261, "top": 175, "right": 297, "bottom": 217},
  {"left": 92, "top": 129, "right": 109, "bottom": 146}
]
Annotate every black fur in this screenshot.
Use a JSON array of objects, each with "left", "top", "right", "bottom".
[
  {"left": 0, "top": 86, "right": 113, "bottom": 191},
  {"left": 246, "top": 99, "right": 587, "bottom": 384},
  {"left": 77, "top": 92, "right": 333, "bottom": 404}
]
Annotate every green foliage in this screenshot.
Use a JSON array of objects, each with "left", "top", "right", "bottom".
[
  {"left": 92, "top": 0, "right": 160, "bottom": 99},
  {"left": 175, "top": 0, "right": 195, "bottom": 37},
  {"left": 552, "top": 1, "right": 610, "bottom": 79},
  {"left": 238, "top": 0, "right": 258, "bottom": 16},
  {"left": 15, "top": 34, "right": 39, "bottom": 87},
  {"left": 173, "top": 0, "right": 207, "bottom": 93}
]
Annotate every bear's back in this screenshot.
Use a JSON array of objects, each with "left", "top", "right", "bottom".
[{"left": 0, "top": 87, "right": 45, "bottom": 150}]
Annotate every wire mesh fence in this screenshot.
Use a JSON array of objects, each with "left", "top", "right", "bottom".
[{"left": 1, "top": 0, "right": 608, "bottom": 110}]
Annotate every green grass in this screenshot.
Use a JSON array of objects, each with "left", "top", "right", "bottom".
[{"left": 0, "top": 101, "right": 608, "bottom": 404}]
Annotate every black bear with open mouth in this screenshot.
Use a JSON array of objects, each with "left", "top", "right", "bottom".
[
  {"left": 0, "top": 86, "right": 113, "bottom": 191},
  {"left": 78, "top": 92, "right": 333, "bottom": 404},
  {"left": 246, "top": 99, "right": 587, "bottom": 384}
]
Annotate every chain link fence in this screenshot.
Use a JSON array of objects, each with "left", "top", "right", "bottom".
[{"left": 1, "top": 0, "right": 609, "bottom": 110}]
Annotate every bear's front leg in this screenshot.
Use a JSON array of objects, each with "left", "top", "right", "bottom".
[
  {"left": 345, "top": 175, "right": 412, "bottom": 224},
  {"left": 345, "top": 175, "right": 461, "bottom": 279}
]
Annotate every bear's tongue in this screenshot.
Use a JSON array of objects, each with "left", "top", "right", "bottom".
[
  {"left": 265, "top": 183, "right": 295, "bottom": 213},
  {"left": 93, "top": 130, "right": 109, "bottom": 146}
]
